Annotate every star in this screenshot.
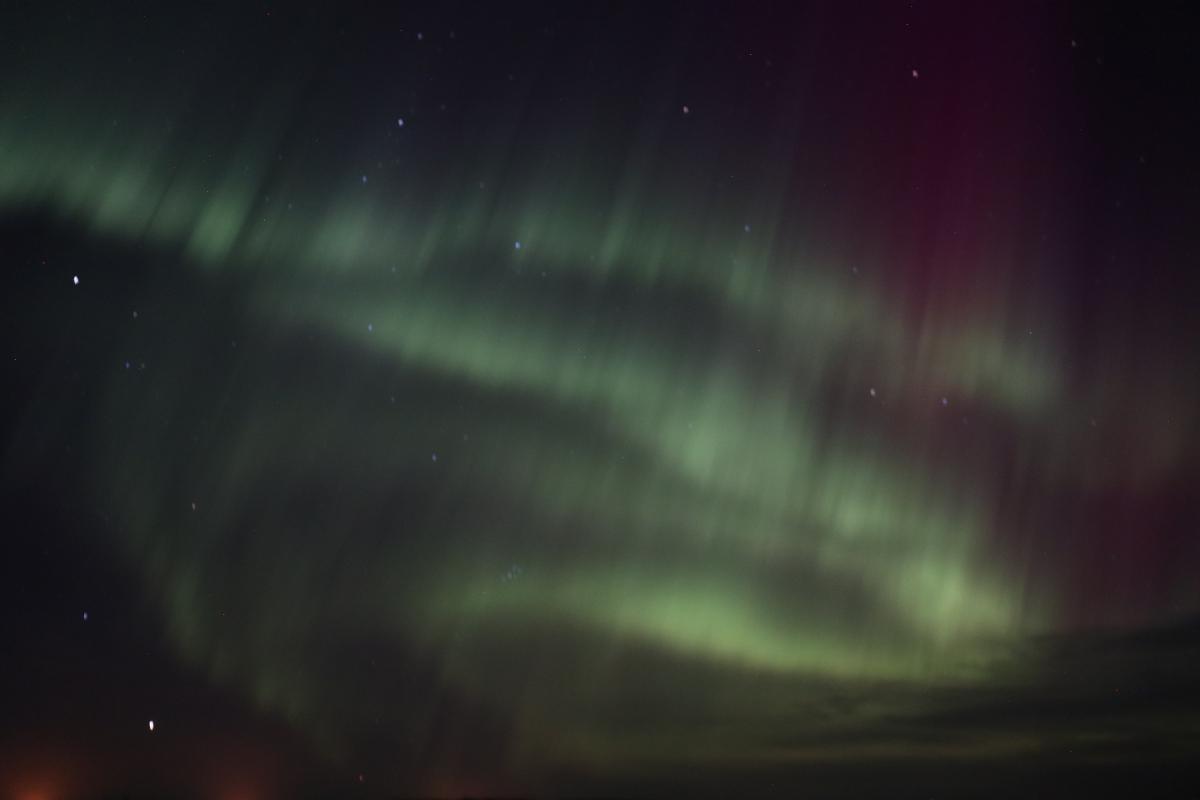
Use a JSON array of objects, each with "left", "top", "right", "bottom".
[
  {"left": 73, "top": 275, "right": 79, "bottom": 285},
  {"left": 682, "top": 105, "right": 690, "bottom": 114},
  {"left": 514, "top": 240, "right": 521, "bottom": 250},
  {"left": 912, "top": 68, "right": 919, "bottom": 78},
  {"left": 148, "top": 720, "right": 155, "bottom": 732},
  {"left": 397, "top": 117, "right": 404, "bottom": 127}
]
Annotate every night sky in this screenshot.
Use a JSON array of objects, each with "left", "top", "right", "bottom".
[{"left": 2, "top": 2, "right": 1199, "bottom": 797}]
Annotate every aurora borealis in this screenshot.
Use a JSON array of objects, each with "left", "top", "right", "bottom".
[{"left": 2, "top": 2, "right": 1199, "bottom": 797}]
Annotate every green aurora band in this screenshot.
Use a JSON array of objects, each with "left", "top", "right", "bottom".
[{"left": 2, "top": 29, "right": 1196, "bottom": 786}]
